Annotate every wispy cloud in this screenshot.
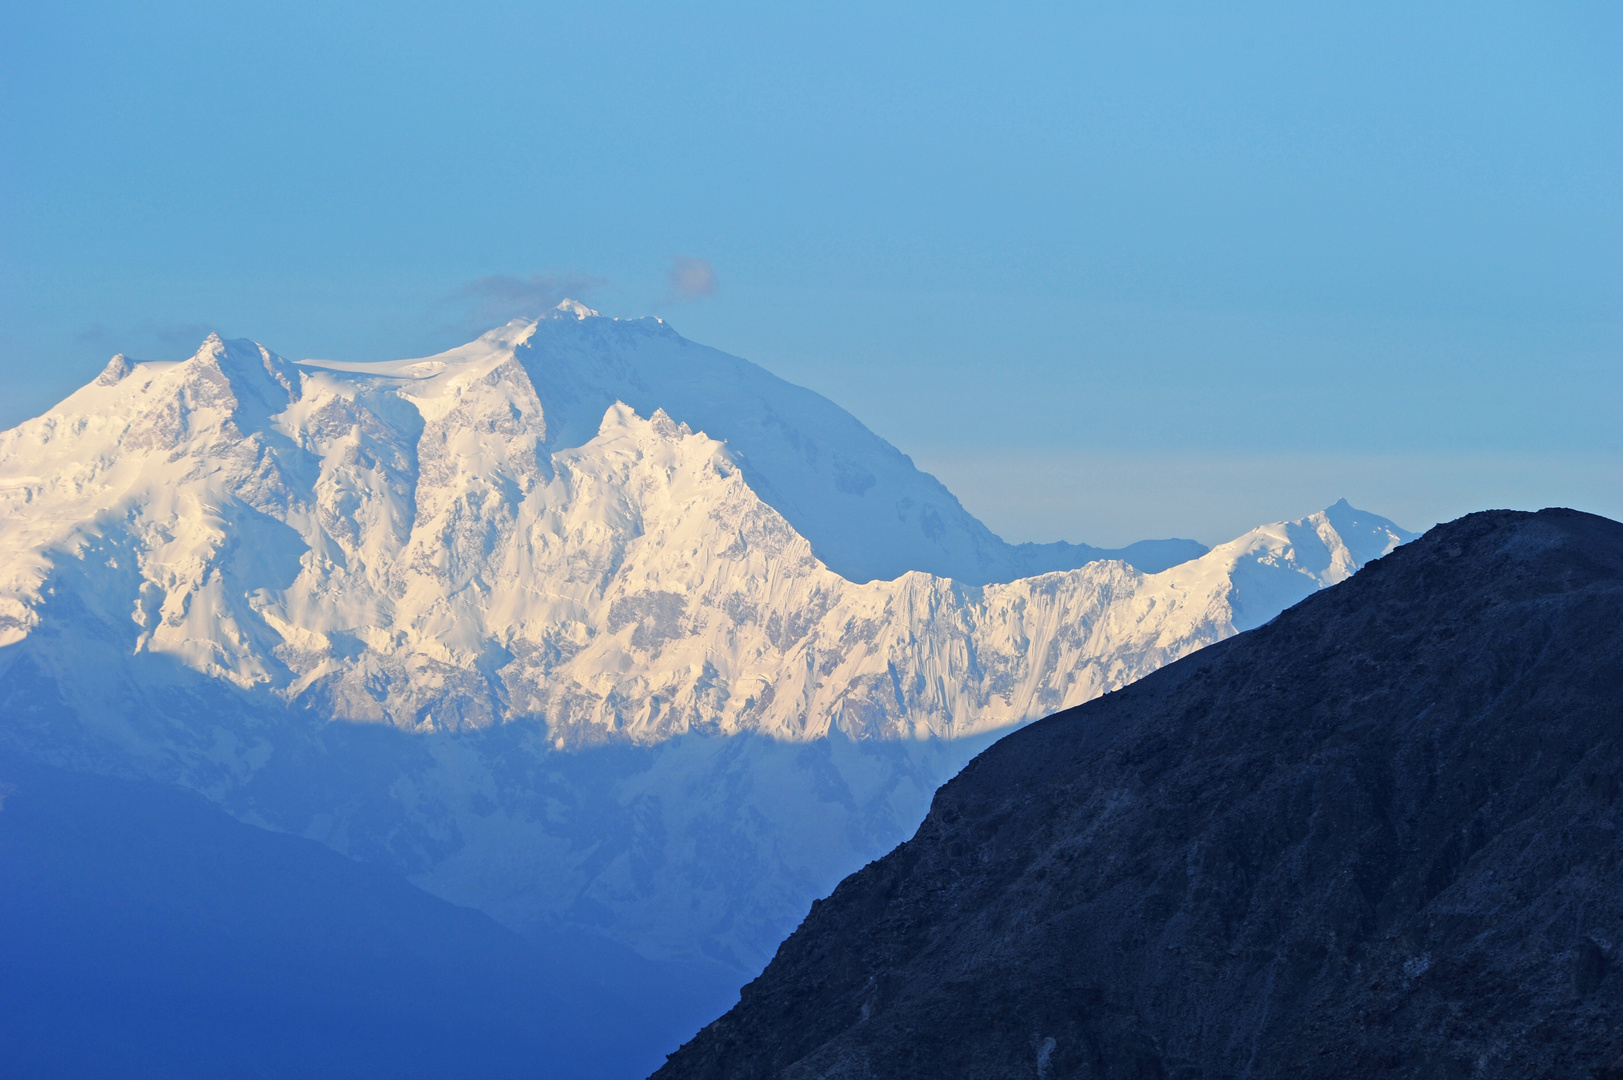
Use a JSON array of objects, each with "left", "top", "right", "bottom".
[
  {"left": 74, "top": 325, "right": 113, "bottom": 350},
  {"left": 663, "top": 256, "right": 719, "bottom": 304},
  {"left": 448, "top": 272, "right": 605, "bottom": 328},
  {"left": 75, "top": 319, "right": 218, "bottom": 359},
  {"left": 142, "top": 320, "right": 219, "bottom": 354}
]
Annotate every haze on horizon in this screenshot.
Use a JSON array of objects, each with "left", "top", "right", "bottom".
[{"left": 1, "top": 2, "right": 1617, "bottom": 546}]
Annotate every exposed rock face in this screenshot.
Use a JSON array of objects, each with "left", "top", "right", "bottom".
[{"left": 655, "top": 509, "right": 1623, "bottom": 1079}]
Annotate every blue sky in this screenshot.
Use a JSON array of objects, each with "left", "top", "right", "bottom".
[{"left": 2, "top": 2, "right": 1617, "bottom": 545}]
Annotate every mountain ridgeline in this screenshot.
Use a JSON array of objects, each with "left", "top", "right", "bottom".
[
  {"left": 655, "top": 509, "right": 1623, "bottom": 1079},
  {"left": 0, "top": 306, "right": 1410, "bottom": 979},
  {"left": 0, "top": 306, "right": 1373, "bottom": 752},
  {"left": 0, "top": 306, "right": 1418, "bottom": 1073}
]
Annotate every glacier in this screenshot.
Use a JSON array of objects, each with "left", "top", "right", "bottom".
[{"left": 0, "top": 301, "right": 1412, "bottom": 982}]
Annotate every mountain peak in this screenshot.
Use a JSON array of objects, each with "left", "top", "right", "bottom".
[
  {"left": 554, "top": 298, "right": 600, "bottom": 319},
  {"left": 94, "top": 353, "right": 133, "bottom": 386},
  {"left": 0, "top": 312, "right": 1437, "bottom": 977}
]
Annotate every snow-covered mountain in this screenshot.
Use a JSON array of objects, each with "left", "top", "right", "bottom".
[{"left": 0, "top": 303, "right": 1412, "bottom": 973}]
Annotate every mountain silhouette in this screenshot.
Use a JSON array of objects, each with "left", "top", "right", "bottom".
[{"left": 656, "top": 509, "right": 1623, "bottom": 1079}]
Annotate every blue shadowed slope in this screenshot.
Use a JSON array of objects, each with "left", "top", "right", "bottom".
[{"left": 0, "top": 757, "right": 732, "bottom": 1079}]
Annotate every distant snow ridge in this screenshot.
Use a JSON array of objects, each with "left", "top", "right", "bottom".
[
  {"left": 0, "top": 310, "right": 1403, "bottom": 746},
  {"left": 0, "top": 304, "right": 1413, "bottom": 969}
]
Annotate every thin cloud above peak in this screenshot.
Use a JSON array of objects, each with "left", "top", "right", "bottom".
[
  {"left": 450, "top": 273, "right": 606, "bottom": 327},
  {"left": 74, "top": 319, "right": 220, "bottom": 360},
  {"left": 664, "top": 256, "right": 718, "bottom": 304}
]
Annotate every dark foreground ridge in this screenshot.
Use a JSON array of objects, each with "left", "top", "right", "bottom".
[{"left": 655, "top": 509, "right": 1623, "bottom": 1079}]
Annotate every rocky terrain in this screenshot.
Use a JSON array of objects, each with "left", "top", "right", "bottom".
[{"left": 655, "top": 509, "right": 1623, "bottom": 1078}]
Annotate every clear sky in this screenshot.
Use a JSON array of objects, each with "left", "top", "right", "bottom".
[{"left": 2, "top": 2, "right": 1618, "bottom": 546}]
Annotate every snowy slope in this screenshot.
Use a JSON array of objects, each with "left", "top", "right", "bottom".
[
  {"left": 0, "top": 310, "right": 1412, "bottom": 969},
  {"left": 0, "top": 310, "right": 1402, "bottom": 745},
  {"left": 308, "top": 304, "right": 1202, "bottom": 583}
]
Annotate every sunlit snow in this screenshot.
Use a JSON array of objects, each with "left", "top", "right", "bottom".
[{"left": 0, "top": 304, "right": 1413, "bottom": 968}]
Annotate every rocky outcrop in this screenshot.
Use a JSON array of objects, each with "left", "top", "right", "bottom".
[{"left": 656, "top": 509, "right": 1623, "bottom": 1078}]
